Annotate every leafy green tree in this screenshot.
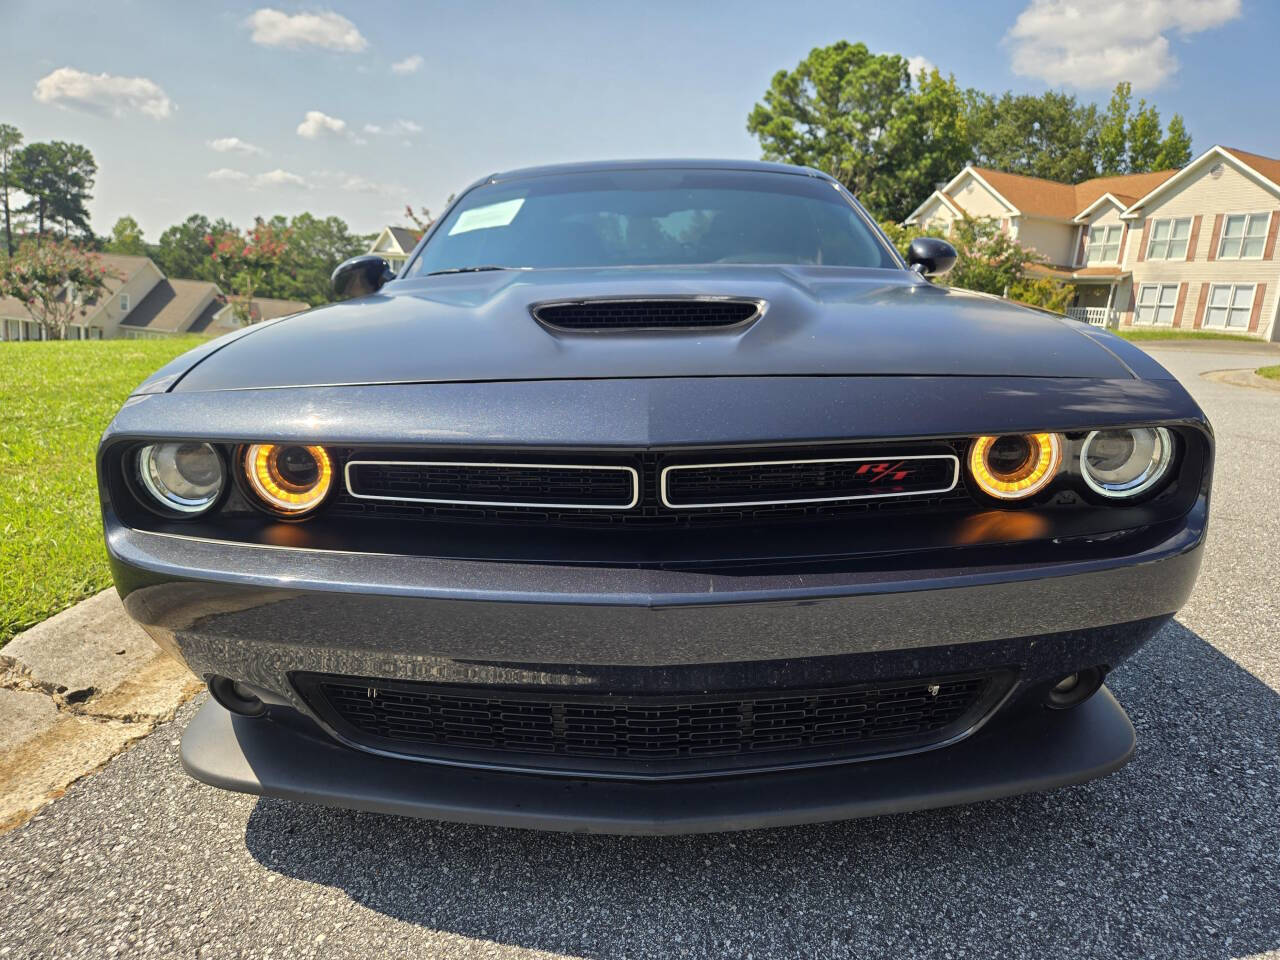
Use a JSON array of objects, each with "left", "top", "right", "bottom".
[
  {"left": 1154, "top": 113, "right": 1193, "bottom": 171},
  {"left": 1096, "top": 82, "right": 1131, "bottom": 175},
  {"left": 746, "top": 42, "right": 970, "bottom": 220},
  {"left": 0, "top": 238, "right": 116, "bottom": 338},
  {"left": 207, "top": 219, "right": 290, "bottom": 325},
  {"left": 105, "top": 215, "right": 147, "bottom": 256},
  {"left": 15, "top": 141, "right": 96, "bottom": 240},
  {"left": 968, "top": 90, "right": 1099, "bottom": 182},
  {"left": 0, "top": 123, "right": 22, "bottom": 258},
  {"left": 1009, "top": 275, "right": 1074, "bottom": 313},
  {"left": 257, "top": 213, "right": 371, "bottom": 305},
  {"left": 879, "top": 217, "right": 1058, "bottom": 303},
  {"left": 153, "top": 214, "right": 233, "bottom": 281},
  {"left": 1127, "top": 100, "right": 1163, "bottom": 172}
]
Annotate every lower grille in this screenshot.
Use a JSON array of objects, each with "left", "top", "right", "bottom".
[{"left": 296, "top": 672, "right": 1001, "bottom": 778}]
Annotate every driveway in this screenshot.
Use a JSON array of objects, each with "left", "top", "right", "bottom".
[{"left": 2, "top": 342, "right": 1278, "bottom": 960}]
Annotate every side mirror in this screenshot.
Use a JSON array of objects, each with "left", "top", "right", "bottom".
[
  {"left": 907, "top": 237, "right": 957, "bottom": 277},
  {"left": 331, "top": 255, "right": 396, "bottom": 301}
]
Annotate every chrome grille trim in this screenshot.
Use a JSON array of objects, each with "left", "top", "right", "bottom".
[
  {"left": 344, "top": 460, "right": 640, "bottom": 510},
  {"left": 660, "top": 454, "right": 961, "bottom": 509}
]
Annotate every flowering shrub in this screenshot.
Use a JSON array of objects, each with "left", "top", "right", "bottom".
[
  {"left": 0, "top": 239, "right": 117, "bottom": 339},
  {"left": 206, "top": 219, "right": 290, "bottom": 325}
]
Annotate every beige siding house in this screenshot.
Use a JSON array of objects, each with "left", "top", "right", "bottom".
[
  {"left": 368, "top": 226, "right": 422, "bottom": 272},
  {"left": 1, "top": 253, "right": 310, "bottom": 341},
  {"left": 905, "top": 144, "right": 1280, "bottom": 341}
]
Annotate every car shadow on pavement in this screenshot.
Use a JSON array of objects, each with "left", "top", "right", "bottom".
[{"left": 244, "top": 620, "right": 1280, "bottom": 960}]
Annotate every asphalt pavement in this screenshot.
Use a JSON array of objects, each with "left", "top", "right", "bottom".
[{"left": 1, "top": 342, "right": 1278, "bottom": 960}]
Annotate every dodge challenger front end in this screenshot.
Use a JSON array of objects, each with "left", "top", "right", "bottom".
[{"left": 99, "top": 161, "right": 1211, "bottom": 833}]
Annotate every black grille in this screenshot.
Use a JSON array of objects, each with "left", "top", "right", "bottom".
[
  {"left": 532, "top": 298, "right": 760, "bottom": 330},
  {"left": 663, "top": 455, "right": 958, "bottom": 507},
  {"left": 328, "top": 445, "right": 974, "bottom": 529},
  {"left": 298, "top": 672, "right": 998, "bottom": 776},
  {"left": 346, "top": 460, "right": 635, "bottom": 508}
]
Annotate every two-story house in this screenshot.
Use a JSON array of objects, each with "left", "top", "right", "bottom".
[
  {"left": 904, "top": 144, "right": 1280, "bottom": 341},
  {"left": 367, "top": 226, "right": 423, "bottom": 272},
  {"left": 0, "top": 253, "right": 309, "bottom": 341}
]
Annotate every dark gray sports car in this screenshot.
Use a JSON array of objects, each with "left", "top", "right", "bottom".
[{"left": 99, "top": 160, "right": 1211, "bottom": 834}]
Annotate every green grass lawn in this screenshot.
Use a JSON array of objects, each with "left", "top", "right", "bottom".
[
  {"left": 0, "top": 337, "right": 205, "bottom": 647},
  {"left": 1258, "top": 364, "right": 1280, "bottom": 381},
  {"left": 1116, "top": 328, "right": 1261, "bottom": 343}
]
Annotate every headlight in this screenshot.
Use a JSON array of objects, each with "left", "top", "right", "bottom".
[
  {"left": 1080, "top": 427, "right": 1173, "bottom": 498},
  {"left": 243, "top": 443, "right": 333, "bottom": 516},
  {"left": 968, "top": 433, "right": 1062, "bottom": 501},
  {"left": 137, "top": 442, "right": 224, "bottom": 515}
]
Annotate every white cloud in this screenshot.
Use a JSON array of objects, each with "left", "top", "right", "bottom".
[
  {"left": 391, "top": 54, "right": 424, "bottom": 75},
  {"left": 310, "top": 170, "right": 406, "bottom": 197},
  {"left": 907, "top": 55, "right": 937, "bottom": 81},
  {"left": 245, "top": 8, "right": 368, "bottom": 52},
  {"left": 208, "top": 168, "right": 250, "bottom": 182},
  {"left": 296, "top": 110, "right": 347, "bottom": 139},
  {"left": 1006, "top": 0, "right": 1241, "bottom": 90},
  {"left": 33, "top": 66, "right": 174, "bottom": 119},
  {"left": 363, "top": 119, "right": 423, "bottom": 137},
  {"left": 254, "top": 169, "right": 309, "bottom": 189},
  {"left": 209, "top": 136, "right": 265, "bottom": 156}
]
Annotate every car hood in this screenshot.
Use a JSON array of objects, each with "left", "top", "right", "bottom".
[{"left": 168, "top": 266, "right": 1138, "bottom": 392}]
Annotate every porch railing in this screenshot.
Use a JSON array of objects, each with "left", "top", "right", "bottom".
[{"left": 1065, "top": 307, "right": 1118, "bottom": 328}]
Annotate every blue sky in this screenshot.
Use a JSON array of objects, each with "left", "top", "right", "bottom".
[{"left": 1, "top": 0, "right": 1272, "bottom": 239}]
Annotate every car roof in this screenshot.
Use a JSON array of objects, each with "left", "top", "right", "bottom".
[{"left": 485, "top": 158, "right": 834, "bottom": 184}]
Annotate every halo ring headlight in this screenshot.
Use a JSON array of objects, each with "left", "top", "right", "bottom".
[
  {"left": 968, "top": 433, "right": 1062, "bottom": 501},
  {"left": 243, "top": 443, "right": 333, "bottom": 516},
  {"left": 1080, "top": 427, "right": 1173, "bottom": 499},
  {"left": 137, "top": 442, "right": 224, "bottom": 515}
]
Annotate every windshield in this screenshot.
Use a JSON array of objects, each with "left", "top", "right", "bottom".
[{"left": 406, "top": 169, "right": 898, "bottom": 275}]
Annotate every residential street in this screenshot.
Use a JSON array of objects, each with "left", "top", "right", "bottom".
[{"left": 1, "top": 341, "right": 1277, "bottom": 960}]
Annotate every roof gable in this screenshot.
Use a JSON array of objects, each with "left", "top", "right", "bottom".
[{"left": 1120, "top": 145, "right": 1280, "bottom": 217}]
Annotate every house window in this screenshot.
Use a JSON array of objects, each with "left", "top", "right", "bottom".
[
  {"left": 119, "top": 293, "right": 130, "bottom": 312},
  {"left": 1205, "top": 283, "right": 1255, "bottom": 329},
  {"left": 1146, "top": 218, "right": 1192, "bottom": 260},
  {"left": 1086, "top": 224, "right": 1122, "bottom": 263},
  {"left": 1218, "top": 213, "right": 1269, "bottom": 259},
  {"left": 1134, "top": 283, "right": 1179, "bottom": 325}
]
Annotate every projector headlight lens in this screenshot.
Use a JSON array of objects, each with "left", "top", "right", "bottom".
[
  {"left": 243, "top": 443, "right": 332, "bottom": 516},
  {"left": 968, "top": 433, "right": 1062, "bottom": 501},
  {"left": 137, "top": 442, "right": 224, "bottom": 515},
  {"left": 1080, "top": 427, "right": 1173, "bottom": 498}
]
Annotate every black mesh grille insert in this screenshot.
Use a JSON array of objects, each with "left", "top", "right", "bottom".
[
  {"left": 346, "top": 460, "right": 635, "bottom": 508},
  {"left": 663, "top": 455, "right": 958, "bottom": 507},
  {"left": 532, "top": 298, "right": 760, "bottom": 330},
  {"left": 298, "top": 672, "right": 998, "bottom": 776}
]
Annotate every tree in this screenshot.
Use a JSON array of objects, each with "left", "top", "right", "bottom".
[
  {"left": 206, "top": 218, "right": 290, "bottom": 325},
  {"left": 1155, "top": 114, "right": 1193, "bottom": 171},
  {"left": 968, "top": 90, "right": 1100, "bottom": 183},
  {"left": 106, "top": 216, "right": 147, "bottom": 256},
  {"left": 1127, "top": 100, "right": 1163, "bottom": 172},
  {"left": 256, "top": 213, "right": 371, "bottom": 305},
  {"left": 15, "top": 141, "right": 96, "bottom": 241},
  {"left": 153, "top": 214, "right": 233, "bottom": 281},
  {"left": 0, "top": 238, "right": 116, "bottom": 338},
  {"left": 746, "top": 42, "right": 970, "bottom": 220},
  {"left": 1097, "top": 83, "right": 1131, "bottom": 176},
  {"left": 879, "top": 217, "right": 1061, "bottom": 304},
  {"left": 1009, "top": 275, "right": 1074, "bottom": 313},
  {"left": 0, "top": 123, "right": 22, "bottom": 258}
]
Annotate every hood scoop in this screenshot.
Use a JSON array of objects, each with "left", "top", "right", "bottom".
[{"left": 531, "top": 296, "right": 764, "bottom": 332}]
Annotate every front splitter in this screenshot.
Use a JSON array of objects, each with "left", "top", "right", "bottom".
[{"left": 181, "top": 688, "right": 1135, "bottom": 835}]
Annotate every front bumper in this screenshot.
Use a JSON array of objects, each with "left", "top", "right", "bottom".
[
  {"left": 106, "top": 494, "right": 1205, "bottom": 828},
  {"left": 184, "top": 686, "right": 1135, "bottom": 834}
]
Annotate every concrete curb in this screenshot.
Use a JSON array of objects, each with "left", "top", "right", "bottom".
[
  {"left": 0, "top": 590, "right": 203, "bottom": 831},
  {"left": 1201, "top": 367, "right": 1280, "bottom": 393}
]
